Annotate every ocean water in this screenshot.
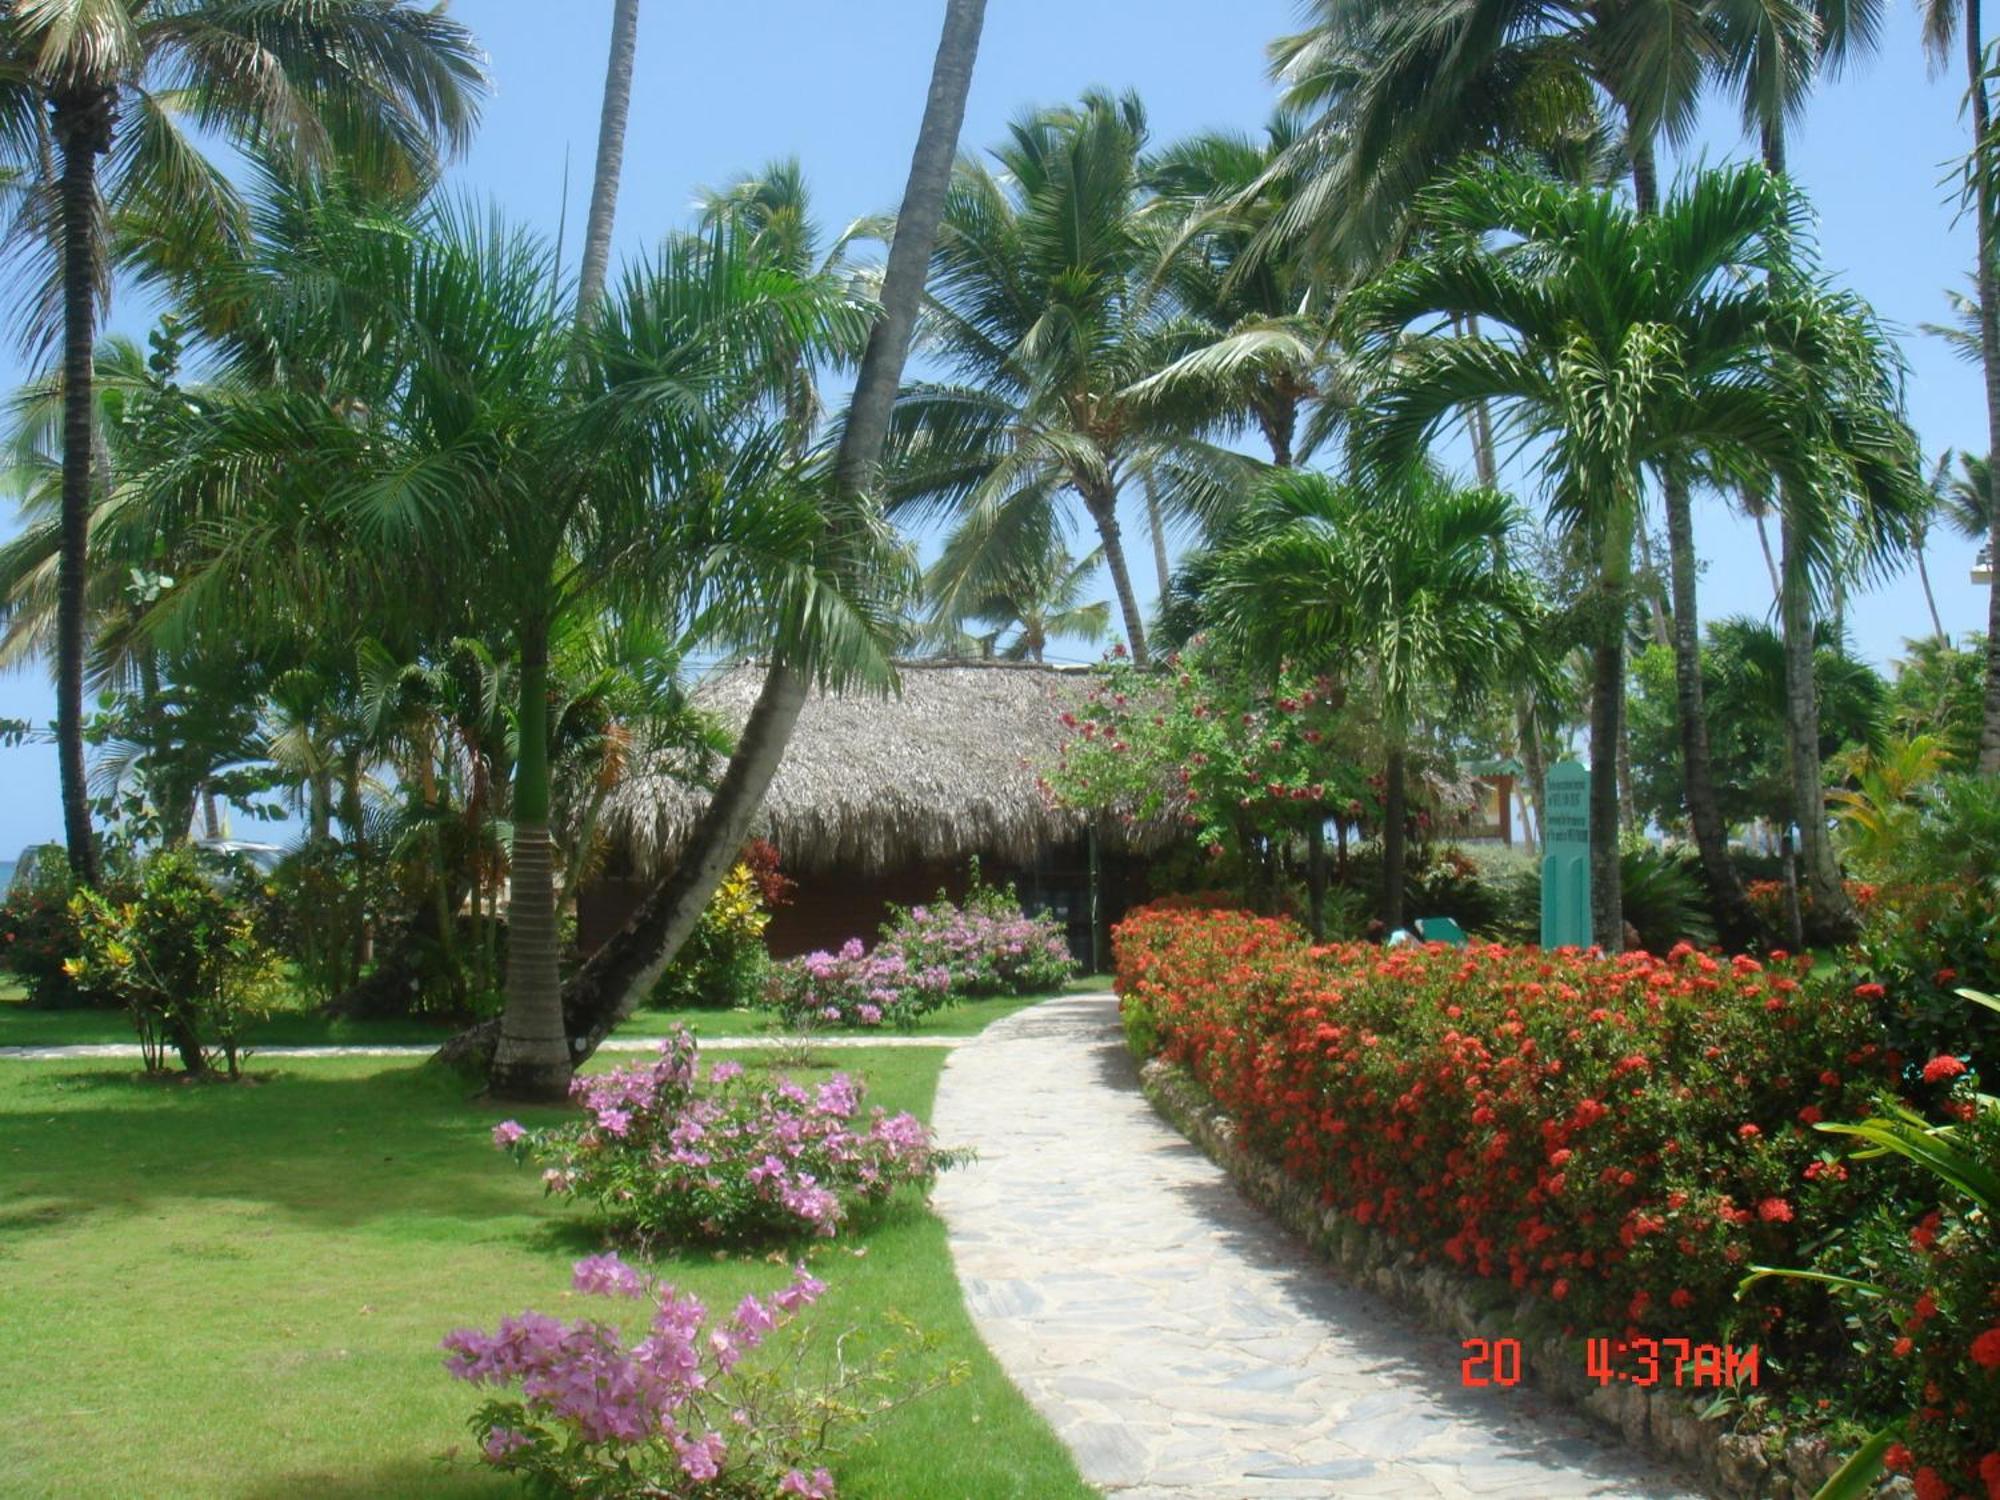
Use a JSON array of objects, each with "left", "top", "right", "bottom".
[{"left": 0, "top": 861, "right": 15, "bottom": 895}]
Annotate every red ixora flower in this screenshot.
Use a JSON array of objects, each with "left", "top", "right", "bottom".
[
  {"left": 1853, "top": 982, "right": 1886, "bottom": 1001},
  {"left": 1921, "top": 1054, "right": 1967, "bottom": 1084},
  {"left": 1757, "top": 1197, "right": 1793, "bottom": 1224},
  {"left": 1972, "top": 1325, "right": 2000, "bottom": 1370},
  {"left": 1883, "top": 1442, "right": 1914, "bottom": 1475}
]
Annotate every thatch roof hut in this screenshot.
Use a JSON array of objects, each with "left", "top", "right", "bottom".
[{"left": 604, "top": 659, "right": 1125, "bottom": 877}]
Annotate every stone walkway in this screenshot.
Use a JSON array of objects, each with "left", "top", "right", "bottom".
[
  {"left": 0, "top": 1034, "right": 967, "bottom": 1060},
  {"left": 930, "top": 993, "right": 1705, "bottom": 1499}
]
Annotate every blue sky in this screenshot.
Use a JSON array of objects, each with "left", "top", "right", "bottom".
[{"left": 1, "top": 0, "right": 1992, "bottom": 854}]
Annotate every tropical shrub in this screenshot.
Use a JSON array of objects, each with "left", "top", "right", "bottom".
[
  {"left": 446, "top": 1253, "right": 963, "bottom": 1498},
  {"left": 765, "top": 875, "right": 1074, "bottom": 1030},
  {"left": 1743, "top": 1018, "right": 1999, "bottom": 1500},
  {"left": 763, "top": 940, "right": 953, "bottom": 1030},
  {"left": 878, "top": 879, "right": 1075, "bottom": 998},
  {"left": 0, "top": 846, "right": 100, "bottom": 1008},
  {"left": 1114, "top": 903, "right": 1889, "bottom": 1357},
  {"left": 251, "top": 842, "right": 372, "bottom": 1007},
  {"left": 1847, "top": 773, "right": 2000, "bottom": 1079},
  {"left": 494, "top": 1030, "right": 962, "bottom": 1244},
  {"left": 1487, "top": 846, "right": 1718, "bottom": 951},
  {"left": 64, "top": 848, "right": 283, "bottom": 1075},
  {"left": 650, "top": 858, "right": 778, "bottom": 1011}
]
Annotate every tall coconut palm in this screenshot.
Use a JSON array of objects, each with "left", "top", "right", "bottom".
[
  {"left": 0, "top": 0, "right": 486, "bottom": 884},
  {"left": 1204, "top": 468, "right": 1541, "bottom": 929},
  {"left": 576, "top": 0, "right": 641, "bottom": 321},
  {"left": 1920, "top": 0, "right": 2000, "bottom": 770},
  {"left": 1129, "top": 117, "right": 1357, "bottom": 471},
  {"left": 922, "top": 534, "right": 1109, "bottom": 662},
  {"left": 1711, "top": 0, "right": 1901, "bottom": 940},
  {"left": 1352, "top": 162, "right": 1917, "bottom": 950},
  {"left": 546, "top": 0, "right": 990, "bottom": 1060},
  {"left": 884, "top": 91, "right": 1259, "bottom": 667},
  {"left": 1272, "top": 0, "right": 1782, "bottom": 947}
]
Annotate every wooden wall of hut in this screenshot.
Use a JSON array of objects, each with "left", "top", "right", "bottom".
[{"left": 575, "top": 841, "right": 1155, "bottom": 973}]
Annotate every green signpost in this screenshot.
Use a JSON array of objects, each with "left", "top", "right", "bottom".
[{"left": 1540, "top": 760, "right": 1592, "bottom": 949}]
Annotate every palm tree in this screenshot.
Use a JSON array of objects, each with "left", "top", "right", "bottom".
[
  {"left": 0, "top": 0, "right": 486, "bottom": 884},
  {"left": 885, "top": 91, "right": 1258, "bottom": 668},
  {"left": 1271, "top": 0, "right": 1778, "bottom": 947},
  {"left": 1204, "top": 468, "right": 1540, "bottom": 929},
  {"left": 130, "top": 206, "right": 879, "bottom": 1101},
  {"left": 1130, "top": 117, "right": 1356, "bottom": 472},
  {"left": 1710, "top": 0, "right": 1910, "bottom": 943},
  {"left": 1919, "top": 0, "right": 2000, "bottom": 771},
  {"left": 577, "top": 0, "right": 642, "bottom": 320},
  {"left": 923, "top": 536, "right": 1109, "bottom": 662},
  {"left": 1351, "top": 162, "right": 1914, "bottom": 950},
  {"left": 547, "top": 0, "right": 990, "bottom": 1061}
]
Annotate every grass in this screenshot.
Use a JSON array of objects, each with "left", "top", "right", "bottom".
[
  {"left": 0, "top": 1044, "right": 1093, "bottom": 1500},
  {"left": 0, "top": 972, "right": 1112, "bottom": 1049}
]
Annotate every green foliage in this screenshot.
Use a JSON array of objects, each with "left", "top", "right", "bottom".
[
  {"left": 251, "top": 842, "right": 376, "bottom": 1007},
  {"left": 649, "top": 860, "right": 776, "bottom": 1011},
  {"left": 1850, "top": 773, "right": 2000, "bottom": 1078},
  {"left": 1487, "top": 845, "right": 1716, "bottom": 951},
  {"left": 64, "top": 848, "right": 282, "bottom": 1075},
  {"left": 1628, "top": 623, "right": 1888, "bottom": 836},
  {"left": 1618, "top": 845, "right": 1719, "bottom": 951},
  {"left": 0, "top": 846, "right": 99, "bottom": 1008},
  {"left": 1045, "top": 638, "right": 1374, "bottom": 864},
  {"left": 1741, "top": 1043, "right": 1998, "bottom": 1495},
  {"left": 1886, "top": 634, "right": 1986, "bottom": 767}
]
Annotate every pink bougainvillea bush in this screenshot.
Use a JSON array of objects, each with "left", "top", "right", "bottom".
[
  {"left": 765, "top": 880, "right": 1075, "bottom": 1030},
  {"left": 762, "top": 939, "right": 953, "bottom": 1030},
  {"left": 445, "top": 1254, "right": 960, "bottom": 1498},
  {"left": 493, "top": 1029, "right": 964, "bottom": 1245}
]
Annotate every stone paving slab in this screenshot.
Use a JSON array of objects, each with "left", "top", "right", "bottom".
[
  {"left": 929, "top": 993, "right": 1706, "bottom": 1499},
  {"left": 0, "top": 1034, "right": 967, "bottom": 1060}
]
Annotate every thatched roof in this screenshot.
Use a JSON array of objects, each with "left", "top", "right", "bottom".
[{"left": 606, "top": 660, "right": 1125, "bottom": 876}]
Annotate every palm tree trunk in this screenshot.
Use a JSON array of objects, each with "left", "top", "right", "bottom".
[
  {"left": 1142, "top": 471, "right": 1171, "bottom": 604},
  {"left": 1090, "top": 491, "right": 1151, "bottom": 667},
  {"left": 1971, "top": 0, "right": 2000, "bottom": 774},
  {"left": 491, "top": 620, "right": 570, "bottom": 1101},
  {"left": 434, "top": 0, "right": 991, "bottom": 1075},
  {"left": 1589, "top": 631, "right": 1625, "bottom": 951},
  {"left": 1382, "top": 742, "right": 1408, "bottom": 930},
  {"left": 52, "top": 91, "right": 114, "bottom": 887},
  {"left": 1633, "top": 523, "right": 1672, "bottom": 648},
  {"left": 1915, "top": 535, "right": 1947, "bottom": 640},
  {"left": 1515, "top": 699, "right": 1545, "bottom": 853},
  {"left": 575, "top": 0, "right": 641, "bottom": 322},
  {"left": 1778, "top": 509, "right": 1859, "bottom": 942},
  {"left": 1306, "top": 816, "right": 1326, "bottom": 940},
  {"left": 1753, "top": 508, "right": 1783, "bottom": 603},
  {"left": 1663, "top": 469, "right": 1763, "bottom": 946}
]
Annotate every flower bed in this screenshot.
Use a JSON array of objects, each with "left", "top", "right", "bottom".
[
  {"left": 495, "top": 1030, "right": 962, "bottom": 1244},
  {"left": 766, "top": 882, "right": 1074, "bottom": 1030},
  {"left": 1115, "top": 902, "right": 2000, "bottom": 1493}
]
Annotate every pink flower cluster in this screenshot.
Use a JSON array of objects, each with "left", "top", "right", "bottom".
[
  {"left": 769, "top": 938, "right": 952, "bottom": 1029},
  {"left": 766, "top": 888, "right": 1075, "bottom": 1030},
  {"left": 492, "top": 1029, "right": 953, "bottom": 1244},
  {"left": 443, "top": 1253, "right": 834, "bottom": 1494}
]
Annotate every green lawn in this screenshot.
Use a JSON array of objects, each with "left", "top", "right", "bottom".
[
  {"left": 0, "top": 1045, "right": 1092, "bottom": 1500},
  {"left": 0, "top": 973, "right": 1111, "bottom": 1049}
]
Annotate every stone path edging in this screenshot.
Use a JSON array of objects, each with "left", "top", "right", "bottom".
[
  {"left": 929, "top": 992, "right": 1708, "bottom": 1498},
  {"left": 0, "top": 1034, "right": 966, "bottom": 1060}
]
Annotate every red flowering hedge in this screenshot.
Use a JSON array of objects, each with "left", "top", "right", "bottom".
[{"left": 1114, "top": 903, "right": 1894, "bottom": 1350}]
